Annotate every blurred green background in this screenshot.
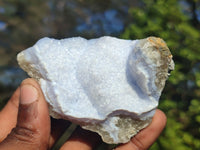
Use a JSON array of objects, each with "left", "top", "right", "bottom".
[{"left": 0, "top": 0, "right": 200, "bottom": 149}]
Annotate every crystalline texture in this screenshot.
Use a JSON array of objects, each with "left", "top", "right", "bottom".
[{"left": 17, "top": 36, "right": 174, "bottom": 144}]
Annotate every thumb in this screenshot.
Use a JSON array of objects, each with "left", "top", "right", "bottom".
[{"left": 0, "top": 78, "right": 50, "bottom": 150}]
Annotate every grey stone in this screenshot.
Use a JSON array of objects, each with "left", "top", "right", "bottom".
[{"left": 17, "top": 36, "right": 174, "bottom": 144}]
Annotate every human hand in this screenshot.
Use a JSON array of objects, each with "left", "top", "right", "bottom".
[{"left": 0, "top": 78, "right": 166, "bottom": 150}]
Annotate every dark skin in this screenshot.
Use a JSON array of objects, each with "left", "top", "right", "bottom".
[{"left": 0, "top": 78, "right": 167, "bottom": 150}]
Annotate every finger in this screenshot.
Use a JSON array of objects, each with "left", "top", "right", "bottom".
[
  {"left": 0, "top": 87, "right": 20, "bottom": 142},
  {"left": 60, "top": 126, "right": 102, "bottom": 150},
  {"left": 0, "top": 78, "right": 50, "bottom": 150},
  {"left": 48, "top": 118, "right": 71, "bottom": 148},
  {"left": 115, "top": 109, "right": 167, "bottom": 150}
]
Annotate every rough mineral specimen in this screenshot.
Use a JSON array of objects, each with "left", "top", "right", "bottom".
[{"left": 17, "top": 36, "right": 174, "bottom": 144}]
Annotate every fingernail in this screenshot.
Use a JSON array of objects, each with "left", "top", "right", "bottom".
[{"left": 20, "top": 84, "right": 38, "bottom": 104}]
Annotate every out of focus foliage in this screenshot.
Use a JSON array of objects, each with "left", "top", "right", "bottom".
[
  {"left": 0, "top": 0, "right": 200, "bottom": 149},
  {"left": 122, "top": 0, "right": 200, "bottom": 149}
]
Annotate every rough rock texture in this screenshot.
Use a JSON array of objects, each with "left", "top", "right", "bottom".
[{"left": 17, "top": 36, "right": 174, "bottom": 144}]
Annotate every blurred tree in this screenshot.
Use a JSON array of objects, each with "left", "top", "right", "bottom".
[
  {"left": 121, "top": 0, "right": 200, "bottom": 149},
  {"left": 0, "top": 0, "right": 50, "bottom": 66},
  {"left": 47, "top": 0, "right": 134, "bottom": 38}
]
